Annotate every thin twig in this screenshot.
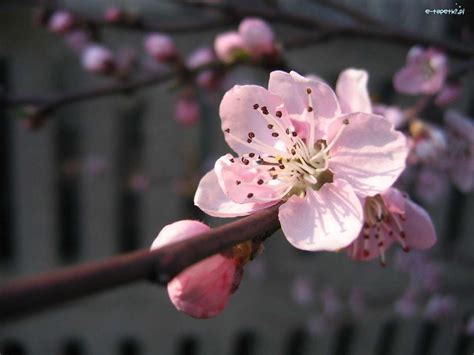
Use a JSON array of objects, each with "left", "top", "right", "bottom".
[
  {"left": 0, "top": 204, "right": 281, "bottom": 322},
  {"left": 182, "top": 1, "right": 474, "bottom": 58}
]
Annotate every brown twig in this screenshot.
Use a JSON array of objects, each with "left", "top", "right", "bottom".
[{"left": 0, "top": 204, "right": 281, "bottom": 322}]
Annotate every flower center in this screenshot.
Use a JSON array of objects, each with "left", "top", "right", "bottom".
[
  {"left": 223, "top": 87, "right": 349, "bottom": 202},
  {"left": 354, "top": 195, "right": 408, "bottom": 266}
]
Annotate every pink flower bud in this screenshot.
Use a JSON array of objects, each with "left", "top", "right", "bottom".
[
  {"left": 48, "top": 10, "right": 75, "bottom": 34},
  {"left": 143, "top": 33, "right": 177, "bottom": 63},
  {"left": 214, "top": 31, "right": 245, "bottom": 63},
  {"left": 175, "top": 95, "right": 200, "bottom": 126},
  {"left": 435, "top": 84, "right": 461, "bottom": 107},
  {"left": 104, "top": 6, "right": 122, "bottom": 23},
  {"left": 81, "top": 44, "right": 115, "bottom": 75},
  {"left": 238, "top": 17, "right": 275, "bottom": 58},
  {"left": 151, "top": 220, "right": 241, "bottom": 318}
]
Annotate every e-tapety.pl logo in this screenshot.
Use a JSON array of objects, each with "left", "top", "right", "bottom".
[{"left": 425, "top": 2, "right": 465, "bottom": 15}]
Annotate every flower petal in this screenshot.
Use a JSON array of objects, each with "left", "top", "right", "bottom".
[
  {"left": 381, "top": 187, "right": 406, "bottom": 215},
  {"left": 336, "top": 68, "right": 372, "bottom": 114},
  {"left": 268, "top": 71, "right": 341, "bottom": 119},
  {"left": 402, "top": 198, "right": 437, "bottom": 250},
  {"left": 194, "top": 169, "right": 276, "bottom": 217},
  {"left": 219, "top": 85, "right": 292, "bottom": 155},
  {"left": 214, "top": 154, "right": 289, "bottom": 204},
  {"left": 278, "top": 179, "right": 363, "bottom": 251},
  {"left": 329, "top": 113, "right": 409, "bottom": 196}
]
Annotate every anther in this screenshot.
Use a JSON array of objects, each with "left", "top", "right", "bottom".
[
  {"left": 248, "top": 132, "right": 255, "bottom": 138},
  {"left": 267, "top": 124, "right": 273, "bottom": 129},
  {"left": 285, "top": 128, "right": 290, "bottom": 134},
  {"left": 306, "top": 88, "right": 312, "bottom": 94},
  {"left": 272, "top": 132, "right": 279, "bottom": 137},
  {"left": 343, "top": 118, "right": 349, "bottom": 125},
  {"left": 236, "top": 180, "right": 241, "bottom": 185},
  {"left": 292, "top": 132, "right": 297, "bottom": 137},
  {"left": 261, "top": 106, "right": 269, "bottom": 115},
  {"left": 291, "top": 148, "right": 296, "bottom": 155},
  {"left": 247, "top": 139, "right": 252, "bottom": 143},
  {"left": 249, "top": 153, "right": 255, "bottom": 158},
  {"left": 279, "top": 164, "right": 285, "bottom": 169},
  {"left": 225, "top": 128, "right": 230, "bottom": 133},
  {"left": 253, "top": 103, "right": 259, "bottom": 109},
  {"left": 229, "top": 158, "right": 235, "bottom": 163},
  {"left": 247, "top": 193, "right": 254, "bottom": 198},
  {"left": 308, "top": 106, "right": 313, "bottom": 112},
  {"left": 276, "top": 110, "right": 282, "bottom": 117},
  {"left": 257, "top": 179, "right": 264, "bottom": 185}
]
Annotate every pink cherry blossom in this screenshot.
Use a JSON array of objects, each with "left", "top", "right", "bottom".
[
  {"left": 144, "top": 33, "right": 177, "bottom": 63},
  {"left": 81, "top": 44, "right": 115, "bottom": 75},
  {"left": 444, "top": 110, "right": 474, "bottom": 192},
  {"left": 394, "top": 46, "right": 447, "bottom": 95},
  {"left": 104, "top": 6, "right": 122, "bottom": 23},
  {"left": 151, "top": 220, "right": 241, "bottom": 319},
  {"left": 175, "top": 94, "right": 200, "bottom": 126},
  {"left": 195, "top": 71, "right": 408, "bottom": 251},
  {"left": 238, "top": 17, "right": 276, "bottom": 58},
  {"left": 346, "top": 188, "right": 436, "bottom": 265},
  {"left": 186, "top": 47, "right": 220, "bottom": 89},
  {"left": 48, "top": 10, "right": 75, "bottom": 34},
  {"left": 394, "top": 287, "right": 419, "bottom": 318},
  {"left": 435, "top": 83, "right": 461, "bottom": 107},
  {"left": 214, "top": 31, "right": 245, "bottom": 63},
  {"left": 414, "top": 167, "right": 449, "bottom": 205},
  {"left": 63, "top": 30, "right": 90, "bottom": 52},
  {"left": 424, "top": 294, "right": 456, "bottom": 320},
  {"left": 408, "top": 120, "right": 447, "bottom": 166}
]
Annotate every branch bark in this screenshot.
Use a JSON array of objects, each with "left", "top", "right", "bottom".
[{"left": 0, "top": 204, "right": 281, "bottom": 322}]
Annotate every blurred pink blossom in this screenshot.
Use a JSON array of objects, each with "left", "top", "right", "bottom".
[
  {"left": 466, "top": 315, "right": 474, "bottom": 335},
  {"left": 373, "top": 104, "right": 407, "bottom": 128},
  {"left": 238, "top": 17, "right": 276, "bottom": 58},
  {"left": 394, "top": 46, "right": 447, "bottom": 95},
  {"left": 175, "top": 94, "right": 200, "bottom": 126},
  {"left": 349, "top": 288, "right": 367, "bottom": 317},
  {"left": 48, "top": 10, "right": 75, "bottom": 34},
  {"left": 291, "top": 276, "right": 314, "bottom": 305},
  {"left": 195, "top": 71, "right": 408, "bottom": 251},
  {"left": 444, "top": 110, "right": 474, "bottom": 192},
  {"left": 394, "top": 287, "right": 419, "bottom": 318},
  {"left": 346, "top": 188, "right": 436, "bottom": 265},
  {"left": 151, "top": 220, "right": 241, "bottom": 319},
  {"left": 104, "top": 6, "right": 122, "bottom": 23},
  {"left": 81, "top": 44, "right": 115, "bottom": 75},
  {"left": 129, "top": 173, "right": 150, "bottom": 193},
  {"left": 63, "top": 30, "right": 90, "bottom": 52},
  {"left": 186, "top": 47, "right": 220, "bottom": 89},
  {"left": 424, "top": 294, "right": 456, "bottom": 320},
  {"left": 214, "top": 31, "right": 245, "bottom": 63},
  {"left": 435, "top": 83, "right": 461, "bottom": 107},
  {"left": 409, "top": 120, "right": 447, "bottom": 166},
  {"left": 84, "top": 156, "right": 109, "bottom": 177},
  {"left": 414, "top": 167, "right": 449, "bottom": 205},
  {"left": 144, "top": 33, "right": 177, "bottom": 63}
]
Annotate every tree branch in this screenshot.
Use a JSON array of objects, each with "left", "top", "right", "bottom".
[{"left": 0, "top": 204, "right": 281, "bottom": 322}]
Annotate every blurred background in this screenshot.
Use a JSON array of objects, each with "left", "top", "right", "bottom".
[{"left": 0, "top": 0, "right": 473, "bottom": 354}]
